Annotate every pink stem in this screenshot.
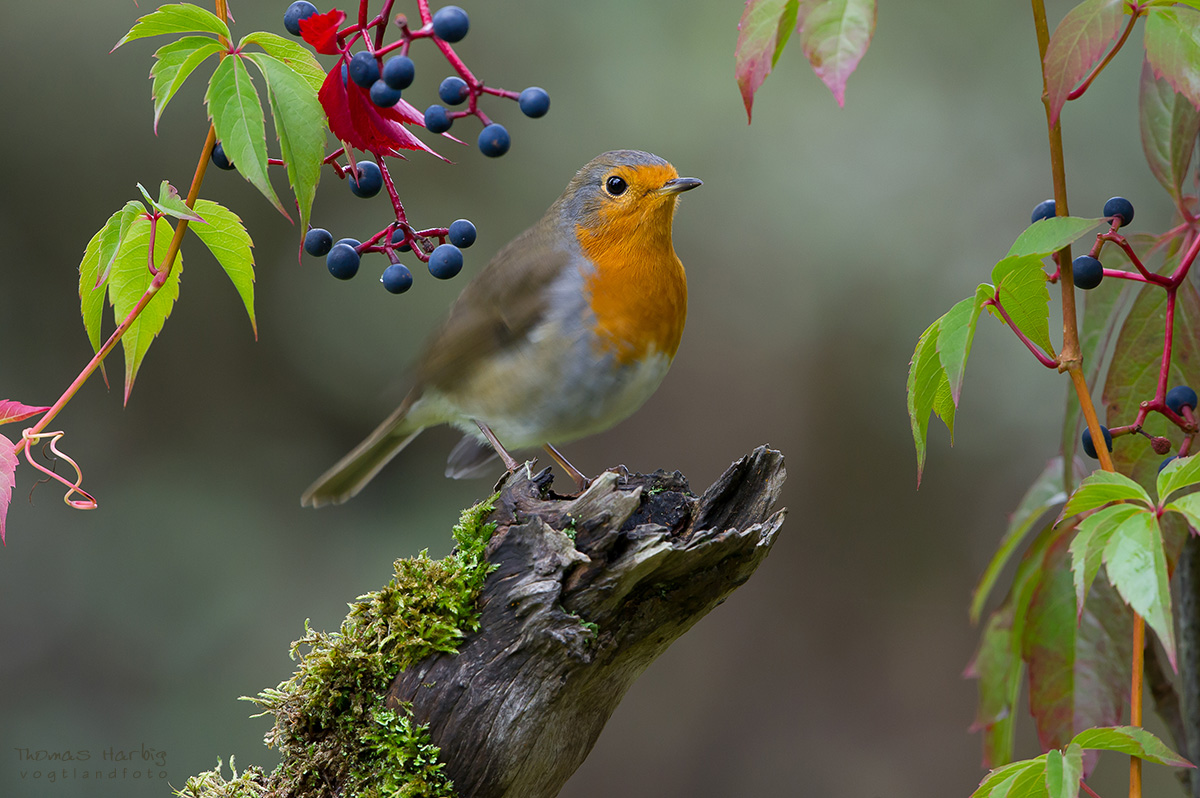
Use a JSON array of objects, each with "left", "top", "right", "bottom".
[{"left": 986, "top": 295, "right": 1059, "bottom": 369}]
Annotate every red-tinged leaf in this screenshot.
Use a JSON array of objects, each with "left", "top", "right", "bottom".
[
  {"left": 1139, "top": 58, "right": 1200, "bottom": 204},
  {"left": 318, "top": 63, "right": 444, "bottom": 158},
  {"left": 966, "top": 608, "right": 1022, "bottom": 767},
  {"left": 0, "top": 400, "right": 50, "bottom": 427},
  {"left": 795, "top": 0, "right": 876, "bottom": 108},
  {"left": 1044, "top": 0, "right": 1127, "bottom": 126},
  {"left": 1072, "top": 726, "right": 1194, "bottom": 767},
  {"left": 0, "top": 432, "right": 15, "bottom": 544},
  {"left": 1145, "top": 6, "right": 1200, "bottom": 113},
  {"left": 299, "top": 8, "right": 346, "bottom": 55},
  {"left": 1023, "top": 531, "right": 1132, "bottom": 760},
  {"left": 734, "top": 0, "right": 799, "bottom": 122}
]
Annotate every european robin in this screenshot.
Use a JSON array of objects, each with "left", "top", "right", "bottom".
[{"left": 301, "top": 150, "right": 700, "bottom": 507}]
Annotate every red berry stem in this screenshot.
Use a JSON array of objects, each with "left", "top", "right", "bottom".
[
  {"left": 984, "top": 294, "right": 1060, "bottom": 369},
  {"left": 1098, "top": 232, "right": 1170, "bottom": 285}
]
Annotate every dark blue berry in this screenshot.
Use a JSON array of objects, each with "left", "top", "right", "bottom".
[
  {"left": 348, "top": 160, "right": 383, "bottom": 198},
  {"left": 304, "top": 227, "right": 333, "bottom": 257},
  {"left": 424, "top": 105, "right": 452, "bottom": 134},
  {"left": 439, "top": 76, "right": 470, "bottom": 106},
  {"left": 211, "top": 142, "right": 235, "bottom": 170},
  {"left": 518, "top": 87, "right": 550, "bottom": 118},
  {"left": 448, "top": 219, "right": 476, "bottom": 248},
  {"left": 390, "top": 228, "right": 412, "bottom": 251},
  {"left": 370, "top": 79, "right": 403, "bottom": 107},
  {"left": 1082, "top": 426, "right": 1113, "bottom": 459},
  {"left": 327, "top": 244, "right": 360, "bottom": 280},
  {"left": 1166, "top": 385, "right": 1198, "bottom": 415},
  {"left": 1073, "top": 255, "right": 1103, "bottom": 290},
  {"left": 1031, "top": 199, "right": 1055, "bottom": 224},
  {"left": 428, "top": 244, "right": 463, "bottom": 279},
  {"left": 381, "top": 263, "right": 414, "bottom": 294},
  {"left": 432, "top": 6, "right": 470, "bottom": 42},
  {"left": 348, "top": 51, "right": 380, "bottom": 89},
  {"left": 284, "top": 1, "right": 318, "bottom": 36},
  {"left": 1104, "top": 196, "right": 1134, "bottom": 226},
  {"left": 1159, "top": 456, "right": 1178, "bottom": 473},
  {"left": 334, "top": 237, "right": 361, "bottom": 251},
  {"left": 382, "top": 55, "right": 415, "bottom": 90},
  {"left": 478, "top": 124, "right": 510, "bottom": 158}
]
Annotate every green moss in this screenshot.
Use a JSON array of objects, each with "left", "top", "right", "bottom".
[{"left": 177, "top": 496, "right": 498, "bottom": 798}]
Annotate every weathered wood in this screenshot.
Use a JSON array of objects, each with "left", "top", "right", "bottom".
[{"left": 386, "top": 446, "right": 786, "bottom": 798}]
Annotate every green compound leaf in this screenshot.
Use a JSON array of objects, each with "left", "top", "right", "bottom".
[
  {"left": 938, "top": 288, "right": 987, "bottom": 405},
  {"left": 1157, "top": 449, "right": 1200, "bottom": 502},
  {"left": 1071, "top": 503, "right": 1145, "bottom": 613},
  {"left": 992, "top": 254, "right": 1056, "bottom": 357},
  {"left": 1145, "top": 6, "right": 1200, "bottom": 113},
  {"left": 734, "top": 0, "right": 800, "bottom": 122},
  {"left": 795, "top": 0, "right": 877, "bottom": 108},
  {"left": 1062, "top": 470, "right": 1153, "bottom": 518},
  {"left": 190, "top": 199, "right": 256, "bottom": 337},
  {"left": 971, "top": 458, "right": 1068, "bottom": 624},
  {"left": 150, "top": 36, "right": 224, "bottom": 133},
  {"left": 1007, "top": 216, "right": 1104, "bottom": 258},
  {"left": 1139, "top": 57, "right": 1200, "bottom": 203},
  {"left": 107, "top": 215, "right": 183, "bottom": 403},
  {"left": 243, "top": 52, "right": 325, "bottom": 236},
  {"left": 1101, "top": 507, "right": 1175, "bottom": 667},
  {"left": 1044, "top": 744, "right": 1083, "bottom": 798},
  {"left": 206, "top": 54, "right": 286, "bottom": 217},
  {"left": 1044, "top": 0, "right": 1128, "bottom": 126},
  {"left": 240, "top": 31, "right": 327, "bottom": 93},
  {"left": 1072, "top": 725, "right": 1194, "bottom": 766},
  {"left": 907, "top": 312, "right": 958, "bottom": 485},
  {"left": 114, "top": 2, "right": 231, "bottom": 49},
  {"left": 79, "top": 202, "right": 146, "bottom": 354}
]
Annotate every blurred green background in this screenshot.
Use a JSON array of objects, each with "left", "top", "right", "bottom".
[{"left": 0, "top": 0, "right": 1188, "bottom": 795}]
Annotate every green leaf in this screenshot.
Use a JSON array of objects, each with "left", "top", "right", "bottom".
[
  {"left": 1007, "top": 217, "right": 1105, "bottom": 258},
  {"left": 1044, "top": 0, "right": 1128, "bottom": 125},
  {"left": 107, "top": 215, "right": 183, "bottom": 402},
  {"left": 190, "top": 199, "right": 256, "bottom": 336},
  {"left": 937, "top": 288, "right": 987, "bottom": 405},
  {"left": 1139, "top": 57, "right": 1200, "bottom": 203},
  {"left": 1072, "top": 725, "right": 1193, "bottom": 766},
  {"left": 1145, "top": 6, "right": 1200, "bottom": 113},
  {"left": 908, "top": 312, "right": 959, "bottom": 485},
  {"left": 114, "top": 2, "right": 230, "bottom": 49},
  {"left": 1165, "top": 491, "right": 1200, "bottom": 533},
  {"left": 240, "top": 31, "right": 326, "bottom": 93},
  {"left": 1044, "top": 744, "right": 1082, "bottom": 798},
  {"left": 795, "top": 0, "right": 877, "bottom": 108},
  {"left": 243, "top": 52, "right": 325, "bottom": 235},
  {"left": 150, "top": 36, "right": 224, "bottom": 133},
  {"left": 734, "top": 0, "right": 800, "bottom": 121},
  {"left": 971, "top": 458, "right": 1068, "bottom": 624},
  {"left": 1062, "top": 470, "right": 1153, "bottom": 517},
  {"left": 972, "top": 757, "right": 1048, "bottom": 798},
  {"left": 78, "top": 203, "right": 146, "bottom": 354},
  {"left": 992, "top": 254, "right": 1056, "bottom": 357},
  {"left": 1102, "top": 508, "right": 1176, "bottom": 667},
  {"left": 1157, "top": 450, "right": 1200, "bottom": 501},
  {"left": 206, "top": 54, "right": 286, "bottom": 217},
  {"left": 136, "top": 181, "right": 205, "bottom": 223},
  {"left": 1071, "top": 503, "right": 1144, "bottom": 611}
]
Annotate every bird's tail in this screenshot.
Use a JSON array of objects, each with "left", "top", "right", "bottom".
[{"left": 301, "top": 396, "right": 422, "bottom": 508}]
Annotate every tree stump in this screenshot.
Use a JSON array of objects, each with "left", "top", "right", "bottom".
[{"left": 386, "top": 445, "right": 786, "bottom": 798}]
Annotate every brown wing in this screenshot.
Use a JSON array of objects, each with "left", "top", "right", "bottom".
[{"left": 415, "top": 217, "right": 573, "bottom": 392}]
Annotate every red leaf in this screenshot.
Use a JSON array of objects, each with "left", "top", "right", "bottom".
[
  {"left": 1044, "top": 0, "right": 1126, "bottom": 126},
  {"left": 0, "top": 432, "right": 16, "bottom": 545},
  {"left": 319, "top": 63, "right": 445, "bottom": 158},
  {"left": 0, "top": 400, "right": 50, "bottom": 427},
  {"left": 299, "top": 8, "right": 346, "bottom": 55},
  {"left": 735, "top": 0, "right": 799, "bottom": 122},
  {"left": 796, "top": 0, "right": 877, "bottom": 108}
]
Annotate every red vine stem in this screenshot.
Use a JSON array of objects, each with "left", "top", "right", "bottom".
[{"left": 984, "top": 295, "right": 1059, "bottom": 369}]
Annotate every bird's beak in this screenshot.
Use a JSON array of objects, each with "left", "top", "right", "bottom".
[{"left": 657, "top": 177, "right": 703, "bottom": 195}]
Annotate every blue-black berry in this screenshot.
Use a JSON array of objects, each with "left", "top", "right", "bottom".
[
  {"left": 1031, "top": 199, "right": 1055, "bottom": 224},
  {"left": 390, "top": 228, "right": 412, "bottom": 251},
  {"left": 1104, "top": 196, "right": 1135, "bottom": 226},
  {"left": 1166, "top": 385, "right": 1198, "bottom": 415},
  {"left": 424, "top": 105, "right": 452, "bottom": 134},
  {"left": 478, "top": 124, "right": 510, "bottom": 158},
  {"left": 518, "top": 87, "right": 550, "bottom": 118},
  {"left": 381, "top": 263, "right": 414, "bottom": 294},
  {"left": 334, "top": 237, "right": 361, "bottom": 251},
  {"left": 370, "top": 79, "right": 402, "bottom": 107},
  {"left": 448, "top": 219, "right": 476, "bottom": 248},
  {"left": 382, "top": 56, "right": 415, "bottom": 90},
  {"left": 211, "top": 142, "right": 235, "bottom": 170},
  {"left": 348, "top": 51, "right": 381, "bottom": 89},
  {"left": 432, "top": 6, "right": 470, "bottom": 42},
  {"left": 304, "top": 227, "right": 333, "bottom": 257},
  {"left": 327, "top": 244, "right": 360, "bottom": 280},
  {"left": 439, "top": 76, "right": 470, "bottom": 106},
  {"left": 284, "top": 1, "right": 318, "bottom": 36},
  {"left": 1072, "top": 255, "right": 1103, "bottom": 290},
  {"left": 428, "top": 244, "right": 463, "bottom": 279},
  {"left": 1082, "top": 425, "right": 1113, "bottom": 459},
  {"left": 348, "top": 160, "right": 383, "bottom": 198},
  {"left": 1159, "top": 456, "right": 1178, "bottom": 473}
]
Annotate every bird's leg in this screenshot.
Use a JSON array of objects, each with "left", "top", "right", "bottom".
[
  {"left": 543, "top": 443, "right": 589, "bottom": 493},
  {"left": 475, "top": 420, "right": 520, "bottom": 471}
]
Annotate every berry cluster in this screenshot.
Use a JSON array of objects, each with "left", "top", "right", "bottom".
[{"left": 1031, "top": 196, "right": 1135, "bottom": 292}]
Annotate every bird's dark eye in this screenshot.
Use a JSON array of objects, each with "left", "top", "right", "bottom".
[{"left": 605, "top": 175, "right": 628, "bottom": 196}]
